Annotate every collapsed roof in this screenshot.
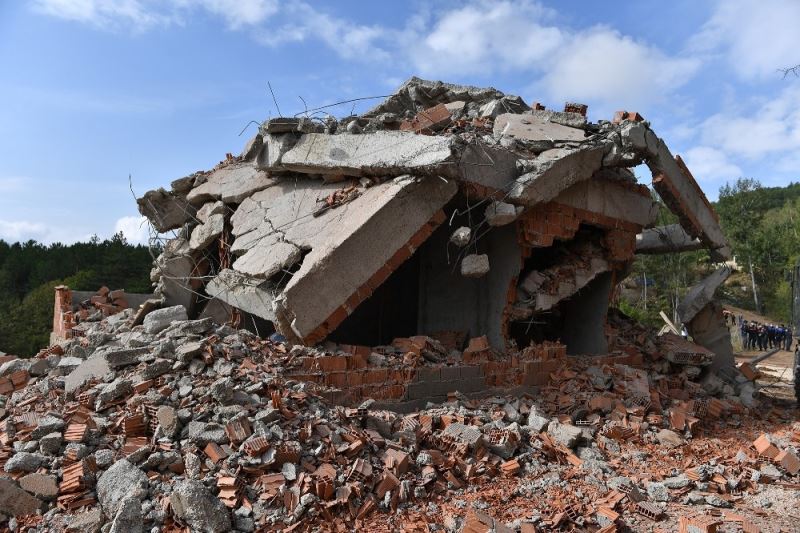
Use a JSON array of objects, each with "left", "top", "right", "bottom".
[{"left": 138, "top": 77, "right": 730, "bottom": 353}]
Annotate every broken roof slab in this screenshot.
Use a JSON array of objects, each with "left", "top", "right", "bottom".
[
  {"left": 552, "top": 177, "right": 658, "bottom": 228},
  {"left": 677, "top": 267, "right": 732, "bottom": 324},
  {"left": 186, "top": 161, "right": 276, "bottom": 205}
]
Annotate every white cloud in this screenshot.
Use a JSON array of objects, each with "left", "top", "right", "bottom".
[
  {"left": 32, "top": 0, "right": 171, "bottom": 32},
  {"left": 699, "top": 85, "right": 800, "bottom": 160},
  {"left": 114, "top": 216, "right": 151, "bottom": 245},
  {"left": 692, "top": 0, "right": 800, "bottom": 80},
  {"left": 536, "top": 28, "right": 699, "bottom": 110},
  {"left": 409, "top": 1, "right": 563, "bottom": 76},
  {"left": 403, "top": 2, "right": 699, "bottom": 112},
  {"left": 0, "top": 220, "right": 49, "bottom": 242},
  {"left": 682, "top": 146, "right": 742, "bottom": 187},
  {"left": 172, "top": 0, "right": 278, "bottom": 29}
]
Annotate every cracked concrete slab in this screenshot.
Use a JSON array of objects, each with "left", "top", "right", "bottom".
[
  {"left": 205, "top": 269, "right": 278, "bottom": 321},
  {"left": 508, "top": 146, "right": 605, "bottom": 206},
  {"left": 280, "top": 131, "right": 457, "bottom": 177},
  {"left": 494, "top": 113, "right": 586, "bottom": 143},
  {"left": 187, "top": 162, "right": 276, "bottom": 205}
]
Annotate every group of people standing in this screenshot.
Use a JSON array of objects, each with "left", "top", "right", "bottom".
[{"left": 739, "top": 319, "right": 793, "bottom": 351}]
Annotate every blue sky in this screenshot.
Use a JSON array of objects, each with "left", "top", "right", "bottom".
[{"left": 1, "top": 0, "right": 799, "bottom": 245}]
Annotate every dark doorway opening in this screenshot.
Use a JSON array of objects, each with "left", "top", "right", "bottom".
[{"left": 327, "top": 250, "right": 421, "bottom": 346}]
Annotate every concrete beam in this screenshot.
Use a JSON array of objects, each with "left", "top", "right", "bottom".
[
  {"left": 648, "top": 146, "right": 731, "bottom": 260},
  {"left": 636, "top": 224, "right": 703, "bottom": 254},
  {"left": 677, "top": 267, "right": 732, "bottom": 324}
]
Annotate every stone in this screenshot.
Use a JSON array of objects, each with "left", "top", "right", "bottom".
[
  {"left": 67, "top": 508, "right": 103, "bottom": 532},
  {"left": 95, "top": 449, "right": 115, "bottom": 468},
  {"left": 109, "top": 496, "right": 143, "bottom": 533},
  {"left": 461, "top": 254, "right": 490, "bottom": 278},
  {"left": 31, "top": 415, "right": 64, "bottom": 440},
  {"left": 143, "top": 305, "right": 188, "bottom": 334},
  {"left": 187, "top": 422, "right": 228, "bottom": 445},
  {"left": 450, "top": 227, "right": 471, "bottom": 247},
  {"left": 646, "top": 481, "right": 670, "bottom": 502},
  {"left": 546, "top": 421, "right": 582, "bottom": 449},
  {"left": 527, "top": 412, "right": 550, "bottom": 434},
  {"left": 0, "top": 477, "right": 42, "bottom": 516},
  {"left": 656, "top": 429, "right": 684, "bottom": 448},
  {"left": 4, "top": 452, "right": 47, "bottom": 473},
  {"left": 39, "top": 432, "right": 63, "bottom": 455},
  {"left": 19, "top": 473, "right": 58, "bottom": 499},
  {"left": 189, "top": 213, "right": 225, "bottom": 251},
  {"left": 484, "top": 201, "right": 521, "bottom": 227},
  {"left": 156, "top": 406, "right": 179, "bottom": 437},
  {"left": 101, "top": 347, "right": 149, "bottom": 369},
  {"left": 170, "top": 480, "right": 232, "bottom": 533},
  {"left": 97, "top": 459, "right": 149, "bottom": 518}
]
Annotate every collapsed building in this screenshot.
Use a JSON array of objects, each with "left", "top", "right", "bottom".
[{"left": 138, "top": 77, "right": 731, "bottom": 366}]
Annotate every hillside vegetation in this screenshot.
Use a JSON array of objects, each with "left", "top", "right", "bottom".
[{"left": 0, "top": 233, "right": 154, "bottom": 356}]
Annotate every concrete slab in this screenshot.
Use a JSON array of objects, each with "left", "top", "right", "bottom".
[
  {"left": 65, "top": 355, "right": 111, "bottom": 393},
  {"left": 494, "top": 113, "right": 586, "bottom": 142},
  {"left": 205, "top": 269, "right": 278, "bottom": 322},
  {"left": 508, "top": 146, "right": 605, "bottom": 206},
  {"left": 186, "top": 162, "right": 276, "bottom": 205},
  {"left": 280, "top": 131, "right": 456, "bottom": 177},
  {"left": 232, "top": 241, "right": 301, "bottom": 279},
  {"left": 280, "top": 176, "right": 458, "bottom": 343},
  {"left": 636, "top": 224, "right": 703, "bottom": 254},
  {"left": 552, "top": 178, "right": 658, "bottom": 228},
  {"left": 189, "top": 213, "right": 224, "bottom": 251}
]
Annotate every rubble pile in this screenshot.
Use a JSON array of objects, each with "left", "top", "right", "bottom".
[{"left": 0, "top": 308, "right": 797, "bottom": 532}]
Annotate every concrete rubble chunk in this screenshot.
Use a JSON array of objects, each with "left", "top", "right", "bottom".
[
  {"left": 170, "top": 480, "right": 232, "bottom": 533},
  {"left": 196, "top": 200, "right": 226, "bottom": 224},
  {"left": 232, "top": 240, "right": 302, "bottom": 279},
  {"left": 4, "top": 451, "right": 47, "bottom": 473},
  {"left": 450, "top": 226, "right": 471, "bottom": 247},
  {"left": 509, "top": 146, "right": 605, "bottom": 206},
  {"left": 241, "top": 133, "right": 263, "bottom": 161},
  {"left": 0, "top": 477, "right": 42, "bottom": 516},
  {"left": 547, "top": 421, "right": 582, "bottom": 449},
  {"left": 65, "top": 355, "right": 111, "bottom": 393},
  {"left": 67, "top": 508, "right": 103, "bottom": 533},
  {"left": 143, "top": 305, "right": 188, "bottom": 334},
  {"left": 136, "top": 187, "right": 195, "bottom": 233},
  {"left": 109, "top": 496, "right": 143, "bottom": 533},
  {"left": 205, "top": 269, "right": 278, "bottom": 322},
  {"left": 19, "top": 473, "right": 58, "bottom": 499},
  {"left": 97, "top": 459, "right": 149, "bottom": 519},
  {"left": 484, "top": 201, "right": 521, "bottom": 227},
  {"left": 461, "top": 254, "right": 490, "bottom": 278},
  {"left": 187, "top": 162, "right": 276, "bottom": 205},
  {"left": 493, "top": 113, "right": 586, "bottom": 143},
  {"left": 189, "top": 213, "right": 225, "bottom": 251}
]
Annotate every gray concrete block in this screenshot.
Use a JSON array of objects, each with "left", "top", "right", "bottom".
[{"left": 440, "top": 366, "right": 462, "bottom": 381}]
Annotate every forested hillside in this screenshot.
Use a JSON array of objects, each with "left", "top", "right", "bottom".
[
  {"left": 624, "top": 179, "right": 800, "bottom": 326},
  {"left": 0, "top": 233, "right": 154, "bottom": 356}
]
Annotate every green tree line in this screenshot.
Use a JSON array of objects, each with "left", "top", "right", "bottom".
[
  {"left": 624, "top": 180, "right": 800, "bottom": 326},
  {"left": 0, "top": 233, "right": 155, "bottom": 356}
]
